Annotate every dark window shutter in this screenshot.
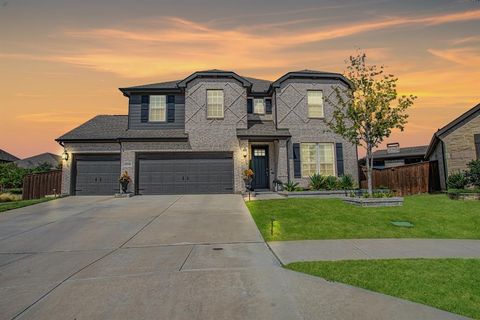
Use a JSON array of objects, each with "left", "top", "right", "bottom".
[
  {"left": 475, "top": 134, "right": 480, "bottom": 159},
  {"left": 265, "top": 99, "right": 272, "bottom": 114},
  {"left": 167, "top": 95, "right": 175, "bottom": 123},
  {"left": 247, "top": 99, "right": 253, "bottom": 113},
  {"left": 141, "top": 95, "right": 149, "bottom": 123},
  {"left": 335, "top": 143, "right": 344, "bottom": 176},
  {"left": 293, "top": 143, "right": 301, "bottom": 178}
]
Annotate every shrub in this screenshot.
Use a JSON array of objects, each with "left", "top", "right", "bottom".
[
  {"left": 0, "top": 163, "right": 28, "bottom": 189},
  {"left": 5, "top": 188, "right": 22, "bottom": 194},
  {"left": 324, "top": 176, "right": 339, "bottom": 190},
  {"left": 363, "top": 190, "right": 394, "bottom": 198},
  {"left": 283, "top": 181, "right": 299, "bottom": 192},
  {"left": 0, "top": 193, "right": 21, "bottom": 202},
  {"left": 309, "top": 173, "right": 326, "bottom": 190},
  {"left": 466, "top": 160, "right": 480, "bottom": 188},
  {"left": 447, "top": 172, "right": 468, "bottom": 190},
  {"left": 339, "top": 175, "right": 354, "bottom": 190}
]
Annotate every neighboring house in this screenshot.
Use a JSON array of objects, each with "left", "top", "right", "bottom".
[
  {"left": 14, "top": 152, "right": 61, "bottom": 169},
  {"left": 0, "top": 149, "right": 19, "bottom": 164},
  {"left": 57, "top": 69, "right": 359, "bottom": 195},
  {"left": 359, "top": 143, "right": 428, "bottom": 169},
  {"left": 426, "top": 103, "right": 480, "bottom": 190}
]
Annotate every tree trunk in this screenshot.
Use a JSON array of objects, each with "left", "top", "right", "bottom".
[{"left": 366, "top": 145, "right": 373, "bottom": 195}]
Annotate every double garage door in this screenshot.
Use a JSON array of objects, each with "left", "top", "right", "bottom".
[
  {"left": 137, "top": 152, "right": 234, "bottom": 195},
  {"left": 73, "top": 153, "right": 233, "bottom": 195}
]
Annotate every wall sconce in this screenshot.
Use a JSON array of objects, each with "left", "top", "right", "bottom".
[
  {"left": 61, "top": 149, "right": 69, "bottom": 161},
  {"left": 242, "top": 147, "right": 248, "bottom": 158}
]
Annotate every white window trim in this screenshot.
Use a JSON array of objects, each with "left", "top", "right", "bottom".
[
  {"left": 149, "top": 95, "right": 167, "bottom": 122},
  {"left": 207, "top": 89, "right": 224, "bottom": 119},
  {"left": 253, "top": 98, "right": 265, "bottom": 114},
  {"left": 301, "top": 142, "right": 336, "bottom": 178},
  {"left": 307, "top": 90, "right": 324, "bottom": 119}
]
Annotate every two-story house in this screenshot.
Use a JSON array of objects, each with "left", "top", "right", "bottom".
[{"left": 57, "top": 70, "right": 358, "bottom": 195}]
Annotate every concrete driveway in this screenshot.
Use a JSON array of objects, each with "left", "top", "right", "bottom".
[{"left": 0, "top": 195, "right": 467, "bottom": 320}]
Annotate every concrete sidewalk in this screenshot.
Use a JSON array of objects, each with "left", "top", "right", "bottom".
[{"left": 269, "top": 239, "right": 480, "bottom": 264}]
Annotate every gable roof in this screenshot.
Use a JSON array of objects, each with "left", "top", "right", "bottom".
[
  {"left": 119, "top": 69, "right": 350, "bottom": 96},
  {"left": 56, "top": 115, "right": 188, "bottom": 142},
  {"left": 0, "top": 149, "right": 19, "bottom": 162},
  {"left": 14, "top": 153, "right": 61, "bottom": 169},
  {"left": 272, "top": 70, "right": 353, "bottom": 88},
  {"left": 425, "top": 103, "right": 480, "bottom": 158}
]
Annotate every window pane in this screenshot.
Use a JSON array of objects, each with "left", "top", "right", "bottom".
[
  {"left": 318, "top": 143, "right": 335, "bottom": 176},
  {"left": 301, "top": 143, "right": 317, "bottom": 178},
  {"left": 254, "top": 99, "right": 265, "bottom": 114},
  {"left": 149, "top": 95, "right": 166, "bottom": 121},
  {"left": 307, "top": 91, "right": 324, "bottom": 118},
  {"left": 207, "top": 90, "right": 224, "bottom": 118}
]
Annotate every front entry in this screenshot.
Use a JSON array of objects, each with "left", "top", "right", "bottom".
[{"left": 251, "top": 146, "right": 269, "bottom": 189}]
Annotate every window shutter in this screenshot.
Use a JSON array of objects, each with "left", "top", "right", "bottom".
[
  {"left": 167, "top": 95, "right": 175, "bottom": 123},
  {"left": 293, "top": 143, "right": 301, "bottom": 178},
  {"left": 265, "top": 99, "right": 272, "bottom": 114},
  {"left": 247, "top": 99, "right": 253, "bottom": 113},
  {"left": 141, "top": 95, "right": 149, "bottom": 123},
  {"left": 335, "top": 143, "right": 344, "bottom": 176},
  {"left": 475, "top": 134, "right": 480, "bottom": 159}
]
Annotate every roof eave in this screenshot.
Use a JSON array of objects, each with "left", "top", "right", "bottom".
[
  {"left": 272, "top": 71, "right": 353, "bottom": 89},
  {"left": 177, "top": 71, "right": 252, "bottom": 88}
]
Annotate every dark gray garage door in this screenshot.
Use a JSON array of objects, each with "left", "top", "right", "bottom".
[
  {"left": 74, "top": 154, "right": 121, "bottom": 195},
  {"left": 137, "top": 152, "right": 233, "bottom": 194}
]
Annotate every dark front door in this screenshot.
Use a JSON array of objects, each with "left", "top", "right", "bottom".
[{"left": 251, "top": 146, "right": 269, "bottom": 189}]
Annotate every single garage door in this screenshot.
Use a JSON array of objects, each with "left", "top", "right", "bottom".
[
  {"left": 137, "top": 152, "right": 233, "bottom": 195},
  {"left": 74, "top": 154, "right": 121, "bottom": 195}
]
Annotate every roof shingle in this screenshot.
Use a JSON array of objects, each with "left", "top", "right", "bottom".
[{"left": 56, "top": 115, "right": 188, "bottom": 142}]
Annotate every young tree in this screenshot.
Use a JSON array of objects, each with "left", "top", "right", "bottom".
[{"left": 326, "top": 52, "right": 416, "bottom": 195}]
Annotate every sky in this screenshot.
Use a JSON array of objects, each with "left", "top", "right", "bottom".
[{"left": 0, "top": 0, "right": 479, "bottom": 158}]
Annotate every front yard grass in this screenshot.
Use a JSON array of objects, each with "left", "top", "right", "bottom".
[
  {"left": 286, "top": 258, "right": 480, "bottom": 319},
  {"left": 246, "top": 194, "right": 480, "bottom": 241},
  {"left": 0, "top": 197, "right": 54, "bottom": 213}
]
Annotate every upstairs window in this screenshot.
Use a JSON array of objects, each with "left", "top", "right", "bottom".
[
  {"left": 207, "top": 90, "right": 224, "bottom": 118},
  {"left": 300, "top": 143, "right": 335, "bottom": 177},
  {"left": 253, "top": 99, "right": 265, "bottom": 114},
  {"left": 307, "top": 90, "right": 324, "bottom": 118},
  {"left": 149, "top": 95, "right": 166, "bottom": 122}
]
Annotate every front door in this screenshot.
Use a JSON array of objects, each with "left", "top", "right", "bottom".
[{"left": 251, "top": 146, "right": 269, "bottom": 189}]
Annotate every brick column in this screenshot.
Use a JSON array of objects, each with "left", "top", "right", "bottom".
[{"left": 276, "top": 139, "right": 289, "bottom": 184}]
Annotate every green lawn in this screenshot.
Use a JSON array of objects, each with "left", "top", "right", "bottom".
[
  {"left": 286, "top": 259, "right": 480, "bottom": 319},
  {"left": 246, "top": 194, "right": 480, "bottom": 241},
  {"left": 0, "top": 198, "right": 55, "bottom": 213}
]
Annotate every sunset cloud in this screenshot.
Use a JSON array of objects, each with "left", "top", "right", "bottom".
[{"left": 1, "top": 1, "right": 479, "bottom": 157}]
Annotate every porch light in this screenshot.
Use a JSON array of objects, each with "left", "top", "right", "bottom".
[
  {"left": 242, "top": 147, "right": 248, "bottom": 158},
  {"left": 61, "top": 149, "right": 69, "bottom": 161}
]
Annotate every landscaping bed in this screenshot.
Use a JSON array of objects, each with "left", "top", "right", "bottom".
[
  {"left": 246, "top": 194, "right": 480, "bottom": 241},
  {"left": 286, "top": 258, "right": 480, "bottom": 320},
  {"left": 343, "top": 196, "right": 404, "bottom": 207}
]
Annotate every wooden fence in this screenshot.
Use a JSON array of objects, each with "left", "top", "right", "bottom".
[
  {"left": 23, "top": 170, "right": 62, "bottom": 200},
  {"left": 359, "top": 161, "right": 441, "bottom": 196}
]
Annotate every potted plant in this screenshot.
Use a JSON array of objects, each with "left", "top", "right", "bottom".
[
  {"left": 273, "top": 178, "right": 283, "bottom": 191},
  {"left": 243, "top": 168, "right": 254, "bottom": 191},
  {"left": 119, "top": 170, "right": 132, "bottom": 193}
]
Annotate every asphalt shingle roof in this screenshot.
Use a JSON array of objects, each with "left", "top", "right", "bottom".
[
  {"left": 0, "top": 149, "right": 19, "bottom": 162},
  {"left": 372, "top": 145, "right": 429, "bottom": 159},
  {"left": 14, "top": 153, "right": 61, "bottom": 169},
  {"left": 56, "top": 115, "right": 188, "bottom": 142},
  {"left": 236, "top": 122, "right": 291, "bottom": 138}
]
